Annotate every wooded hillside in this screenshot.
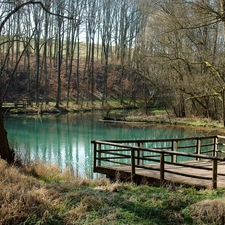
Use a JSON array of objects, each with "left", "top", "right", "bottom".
[{"left": 1, "top": 0, "right": 225, "bottom": 121}]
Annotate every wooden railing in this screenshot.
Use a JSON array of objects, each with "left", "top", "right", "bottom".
[
  {"left": 92, "top": 135, "right": 225, "bottom": 189},
  {"left": 3, "top": 99, "right": 32, "bottom": 108}
]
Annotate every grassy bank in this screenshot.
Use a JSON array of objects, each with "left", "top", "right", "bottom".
[
  {"left": 8, "top": 100, "right": 134, "bottom": 115},
  {"left": 1, "top": 159, "right": 225, "bottom": 225},
  {"left": 9, "top": 100, "right": 225, "bottom": 129},
  {"left": 126, "top": 110, "right": 225, "bottom": 136}
]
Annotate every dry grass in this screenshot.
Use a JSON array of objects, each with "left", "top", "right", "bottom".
[
  {"left": 0, "top": 159, "right": 119, "bottom": 224},
  {"left": 190, "top": 198, "right": 225, "bottom": 224},
  {"left": 25, "top": 162, "right": 75, "bottom": 181},
  {"left": 0, "top": 160, "right": 64, "bottom": 224},
  {"left": 63, "top": 195, "right": 103, "bottom": 224},
  {"left": 1, "top": 159, "right": 225, "bottom": 224}
]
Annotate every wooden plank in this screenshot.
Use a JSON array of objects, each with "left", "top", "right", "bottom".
[{"left": 92, "top": 135, "right": 218, "bottom": 143}]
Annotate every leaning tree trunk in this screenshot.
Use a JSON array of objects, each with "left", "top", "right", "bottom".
[{"left": 0, "top": 105, "right": 14, "bottom": 163}]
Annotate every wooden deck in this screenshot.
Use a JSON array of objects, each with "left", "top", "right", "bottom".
[
  {"left": 2, "top": 100, "right": 31, "bottom": 109},
  {"left": 95, "top": 161, "right": 225, "bottom": 189},
  {"left": 2, "top": 100, "right": 32, "bottom": 113},
  {"left": 92, "top": 136, "right": 225, "bottom": 189}
]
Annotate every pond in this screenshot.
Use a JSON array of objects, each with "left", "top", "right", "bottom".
[{"left": 4, "top": 113, "right": 205, "bottom": 178}]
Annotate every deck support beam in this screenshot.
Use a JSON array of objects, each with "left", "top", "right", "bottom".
[
  {"left": 212, "top": 159, "right": 218, "bottom": 189},
  {"left": 160, "top": 152, "right": 165, "bottom": 185},
  {"left": 131, "top": 149, "right": 135, "bottom": 180}
]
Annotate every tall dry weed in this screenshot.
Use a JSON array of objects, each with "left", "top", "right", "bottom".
[{"left": 25, "top": 162, "right": 76, "bottom": 182}]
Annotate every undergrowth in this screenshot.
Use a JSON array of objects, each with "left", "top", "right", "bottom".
[{"left": 0, "top": 159, "right": 225, "bottom": 225}]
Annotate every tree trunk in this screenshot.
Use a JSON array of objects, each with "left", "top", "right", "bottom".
[{"left": 0, "top": 101, "right": 14, "bottom": 163}]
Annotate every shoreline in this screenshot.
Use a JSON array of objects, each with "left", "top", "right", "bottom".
[{"left": 4, "top": 103, "right": 225, "bottom": 136}]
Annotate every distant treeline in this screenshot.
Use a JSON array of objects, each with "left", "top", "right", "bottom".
[{"left": 1, "top": 0, "right": 225, "bottom": 122}]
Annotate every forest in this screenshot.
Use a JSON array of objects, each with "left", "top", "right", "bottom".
[
  {"left": 1, "top": 0, "right": 225, "bottom": 121},
  {"left": 1, "top": 2, "right": 225, "bottom": 224}
]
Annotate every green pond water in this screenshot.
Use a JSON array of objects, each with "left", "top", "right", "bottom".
[{"left": 4, "top": 113, "right": 205, "bottom": 178}]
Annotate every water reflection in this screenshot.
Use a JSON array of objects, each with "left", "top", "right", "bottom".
[{"left": 5, "top": 113, "right": 204, "bottom": 178}]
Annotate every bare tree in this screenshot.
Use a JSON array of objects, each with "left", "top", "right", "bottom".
[
  {"left": 0, "top": 0, "right": 74, "bottom": 162},
  {"left": 134, "top": 0, "right": 225, "bottom": 122},
  {"left": 101, "top": 0, "right": 115, "bottom": 102},
  {"left": 42, "top": 0, "right": 51, "bottom": 104},
  {"left": 55, "top": 0, "right": 66, "bottom": 108}
]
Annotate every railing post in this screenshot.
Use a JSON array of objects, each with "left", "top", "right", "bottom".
[
  {"left": 137, "top": 141, "right": 143, "bottom": 165},
  {"left": 171, "top": 141, "right": 178, "bottom": 163},
  {"left": 196, "top": 138, "right": 201, "bottom": 161},
  {"left": 97, "top": 143, "right": 102, "bottom": 167},
  {"left": 131, "top": 148, "right": 135, "bottom": 179},
  {"left": 213, "top": 137, "right": 218, "bottom": 157},
  {"left": 160, "top": 152, "right": 165, "bottom": 186},
  {"left": 93, "top": 142, "right": 97, "bottom": 172},
  {"left": 212, "top": 159, "right": 218, "bottom": 189}
]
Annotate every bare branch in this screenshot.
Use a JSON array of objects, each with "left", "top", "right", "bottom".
[{"left": 0, "top": 1, "right": 74, "bottom": 34}]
